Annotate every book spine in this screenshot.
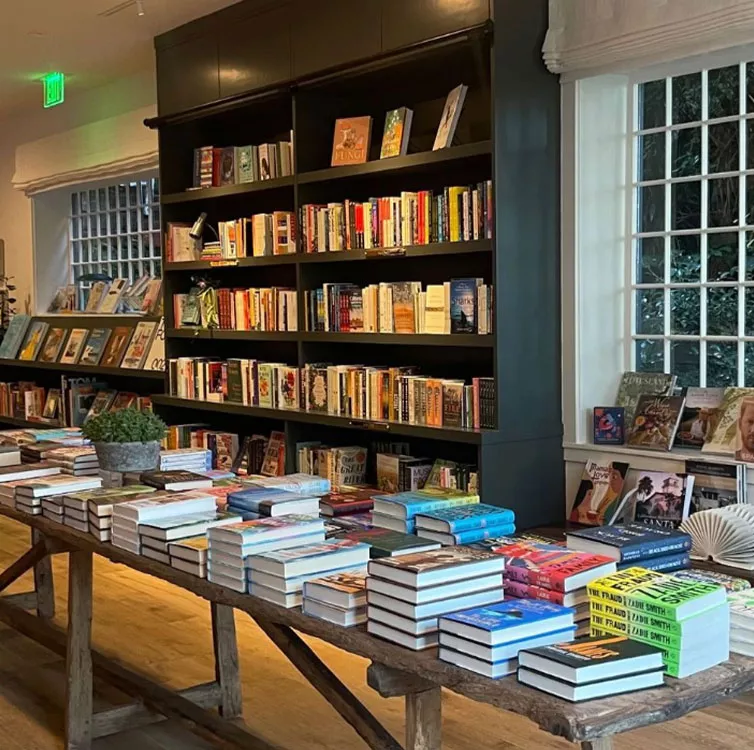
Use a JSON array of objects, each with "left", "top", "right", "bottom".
[{"left": 619, "top": 539, "right": 692, "bottom": 562}]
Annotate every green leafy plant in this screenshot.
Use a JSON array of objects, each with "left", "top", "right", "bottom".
[{"left": 82, "top": 409, "right": 166, "bottom": 444}]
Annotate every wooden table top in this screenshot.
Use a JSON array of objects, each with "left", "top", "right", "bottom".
[{"left": 3, "top": 505, "right": 754, "bottom": 743}]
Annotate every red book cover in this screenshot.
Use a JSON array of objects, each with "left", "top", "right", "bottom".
[
  {"left": 530, "top": 554, "right": 613, "bottom": 593},
  {"left": 319, "top": 488, "right": 376, "bottom": 516},
  {"left": 504, "top": 579, "right": 566, "bottom": 605},
  {"left": 212, "top": 148, "right": 222, "bottom": 187}
]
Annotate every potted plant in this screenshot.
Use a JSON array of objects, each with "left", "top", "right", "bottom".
[{"left": 82, "top": 409, "right": 166, "bottom": 473}]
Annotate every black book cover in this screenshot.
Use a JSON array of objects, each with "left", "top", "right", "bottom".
[{"left": 140, "top": 470, "right": 207, "bottom": 488}]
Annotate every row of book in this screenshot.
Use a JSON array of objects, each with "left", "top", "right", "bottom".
[
  {"left": 46, "top": 275, "right": 162, "bottom": 315},
  {"left": 300, "top": 182, "right": 493, "bottom": 254},
  {"left": 176, "top": 286, "right": 298, "bottom": 332},
  {"left": 303, "top": 278, "right": 493, "bottom": 335},
  {"left": 167, "top": 357, "right": 497, "bottom": 429},
  {"left": 193, "top": 140, "right": 294, "bottom": 189},
  {"left": 0, "top": 316, "right": 165, "bottom": 372}
]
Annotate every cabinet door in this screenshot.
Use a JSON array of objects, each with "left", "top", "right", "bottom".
[
  {"left": 382, "top": 0, "right": 490, "bottom": 52},
  {"left": 218, "top": 5, "right": 292, "bottom": 98},
  {"left": 156, "top": 36, "right": 220, "bottom": 116},
  {"left": 291, "top": 0, "right": 381, "bottom": 78}
]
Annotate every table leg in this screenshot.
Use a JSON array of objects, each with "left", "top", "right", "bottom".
[
  {"left": 65, "top": 550, "right": 93, "bottom": 750},
  {"left": 210, "top": 602, "right": 243, "bottom": 719},
  {"left": 581, "top": 740, "right": 614, "bottom": 750},
  {"left": 406, "top": 687, "right": 442, "bottom": 750},
  {"left": 31, "top": 529, "right": 55, "bottom": 620}
]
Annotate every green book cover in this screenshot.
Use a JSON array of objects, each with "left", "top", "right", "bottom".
[
  {"left": 590, "top": 611, "right": 683, "bottom": 650},
  {"left": 590, "top": 598, "right": 688, "bottom": 636}
]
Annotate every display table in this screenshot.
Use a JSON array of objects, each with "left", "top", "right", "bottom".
[{"left": 1, "top": 505, "right": 754, "bottom": 750}]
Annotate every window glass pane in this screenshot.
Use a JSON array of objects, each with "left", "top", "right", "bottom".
[
  {"left": 671, "top": 235, "right": 701, "bottom": 282},
  {"left": 129, "top": 182, "right": 138, "bottom": 207},
  {"left": 71, "top": 193, "right": 79, "bottom": 215},
  {"left": 640, "top": 79, "right": 666, "bottom": 129},
  {"left": 671, "top": 341, "right": 700, "bottom": 387},
  {"left": 746, "top": 342, "right": 754, "bottom": 385},
  {"left": 636, "top": 289, "right": 664, "bottom": 335},
  {"left": 130, "top": 208, "right": 139, "bottom": 233},
  {"left": 639, "top": 184, "right": 665, "bottom": 232},
  {"left": 80, "top": 191, "right": 89, "bottom": 213},
  {"left": 747, "top": 63, "right": 754, "bottom": 113},
  {"left": 671, "top": 288, "right": 700, "bottom": 334},
  {"left": 708, "top": 122, "right": 738, "bottom": 174},
  {"left": 707, "top": 287, "right": 738, "bottom": 335},
  {"left": 707, "top": 232, "right": 739, "bottom": 281},
  {"left": 672, "top": 181, "right": 701, "bottom": 229},
  {"left": 746, "top": 289, "right": 754, "bottom": 335},
  {"left": 672, "top": 73, "right": 702, "bottom": 124},
  {"left": 89, "top": 190, "right": 97, "bottom": 212},
  {"left": 639, "top": 132, "right": 665, "bottom": 181},
  {"left": 152, "top": 204, "right": 160, "bottom": 228},
  {"left": 746, "top": 176, "right": 754, "bottom": 224},
  {"left": 709, "top": 65, "right": 740, "bottom": 119},
  {"left": 71, "top": 218, "right": 79, "bottom": 240},
  {"left": 707, "top": 342, "right": 738, "bottom": 387},
  {"left": 672, "top": 127, "right": 701, "bottom": 177},
  {"left": 118, "top": 183, "right": 127, "bottom": 208},
  {"left": 636, "top": 237, "right": 665, "bottom": 283},
  {"left": 708, "top": 177, "right": 739, "bottom": 228}
]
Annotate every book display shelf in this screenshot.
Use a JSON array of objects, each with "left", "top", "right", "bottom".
[{"left": 147, "top": 0, "right": 561, "bottom": 528}]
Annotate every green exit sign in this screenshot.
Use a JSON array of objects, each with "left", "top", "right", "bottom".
[{"left": 42, "top": 72, "right": 65, "bottom": 108}]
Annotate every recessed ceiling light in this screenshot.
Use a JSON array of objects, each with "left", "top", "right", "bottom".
[{"left": 136, "top": 0, "right": 145, "bottom": 16}]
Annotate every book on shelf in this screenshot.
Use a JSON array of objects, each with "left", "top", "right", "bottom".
[
  {"left": 100, "top": 327, "right": 133, "bottom": 368},
  {"left": 615, "top": 371, "right": 676, "bottom": 429},
  {"left": 684, "top": 459, "right": 744, "bottom": 513},
  {"left": 376, "top": 453, "right": 431, "bottom": 493},
  {"left": 331, "top": 116, "right": 372, "bottom": 166},
  {"left": 676, "top": 387, "right": 725, "bottom": 448},
  {"left": 701, "top": 387, "right": 754, "bottom": 455},
  {"left": 568, "top": 459, "right": 629, "bottom": 526},
  {"left": 736, "top": 395, "right": 754, "bottom": 462},
  {"left": 143, "top": 318, "right": 165, "bottom": 372},
  {"left": 59, "top": 329, "right": 89, "bottom": 365},
  {"left": 78, "top": 329, "right": 111, "bottom": 366},
  {"left": 99, "top": 279, "right": 129, "bottom": 314},
  {"left": 632, "top": 470, "right": 694, "bottom": 529},
  {"left": 300, "top": 182, "right": 493, "bottom": 253},
  {"left": 297, "top": 445, "right": 368, "bottom": 488},
  {"left": 433, "top": 84, "right": 468, "bottom": 150},
  {"left": 85, "top": 281, "right": 109, "bottom": 312},
  {"left": 166, "top": 223, "right": 202, "bottom": 262},
  {"left": 626, "top": 394, "right": 685, "bottom": 451},
  {"left": 380, "top": 107, "right": 413, "bottom": 159},
  {"left": 18, "top": 321, "right": 49, "bottom": 360},
  {"left": 191, "top": 140, "right": 293, "bottom": 189},
  {"left": 0, "top": 315, "right": 31, "bottom": 359},
  {"left": 42, "top": 389, "right": 62, "bottom": 421},
  {"left": 593, "top": 407, "right": 625, "bottom": 445},
  {"left": 38, "top": 328, "right": 67, "bottom": 363},
  {"left": 121, "top": 321, "right": 158, "bottom": 369}
]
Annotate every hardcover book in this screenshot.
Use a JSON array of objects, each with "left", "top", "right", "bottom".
[
  {"left": 736, "top": 394, "right": 754, "bottom": 462},
  {"left": 627, "top": 395, "right": 685, "bottom": 451},
  {"left": 319, "top": 487, "right": 376, "bottom": 516},
  {"left": 18, "top": 321, "right": 49, "bottom": 360},
  {"left": 433, "top": 84, "right": 468, "bottom": 150},
  {"left": 303, "top": 571, "right": 367, "bottom": 609},
  {"left": 593, "top": 407, "right": 625, "bottom": 445},
  {"left": 98, "top": 278, "right": 128, "bottom": 314},
  {"left": 38, "top": 328, "right": 67, "bottom": 363},
  {"left": 78, "top": 328, "right": 111, "bottom": 366},
  {"left": 100, "top": 326, "right": 133, "bottom": 368},
  {"left": 566, "top": 523, "right": 692, "bottom": 562},
  {"left": 335, "top": 527, "right": 440, "bottom": 558},
  {"left": 380, "top": 107, "right": 413, "bottom": 159},
  {"left": 415, "top": 503, "right": 515, "bottom": 533},
  {"left": 632, "top": 470, "right": 694, "bottom": 528},
  {"left": 59, "top": 329, "right": 89, "bottom": 365},
  {"left": 685, "top": 459, "right": 740, "bottom": 514},
  {"left": 84, "top": 389, "right": 117, "bottom": 422},
  {"left": 0, "top": 315, "right": 31, "bottom": 359},
  {"left": 449, "top": 278, "right": 478, "bottom": 334},
  {"left": 141, "top": 470, "right": 213, "bottom": 491},
  {"left": 673, "top": 568, "right": 751, "bottom": 592},
  {"left": 568, "top": 459, "right": 629, "bottom": 526},
  {"left": 676, "top": 387, "right": 725, "bottom": 448},
  {"left": 208, "top": 515, "right": 324, "bottom": 544},
  {"left": 615, "top": 371, "right": 676, "bottom": 428},
  {"left": 121, "top": 321, "right": 157, "bottom": 369},
  {"left": 372, "top": 487, "right": 479, "bottom": 519},
  {"left": 143, "top": 318, "right": 165, "bottom": 371},
  {"left": 702, "top": 387, "right": 754, "bottom": 455},
  {"left": 331, "top": 116, "right": 372, "bottom": 166}
]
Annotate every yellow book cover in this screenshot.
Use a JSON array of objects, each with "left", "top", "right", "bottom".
[
  {"left": 448, "top": 187, "right": 465, "bottom": 242},
  {"left": 587, "top": 567, "right": 665, "bottom": 602}
]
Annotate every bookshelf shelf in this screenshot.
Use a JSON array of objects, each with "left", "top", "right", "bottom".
[
  {"left": 162, "top": 175, "right": 295, "bottom": 205},
  {"left": 164, "top": 254, "right": 300, "bottom": 271},
  {"left": 150, "top": 394, "right": 495, "bottom": 444},
  {"left": 168, "top": 328, "right": 299, "bottom": 342},
  {"left": 0, "top": 415, "right": 61, "bottom": 429},
  {"left": 0, "top": 359, "right": 164, "bottom": 381},
  {"left": 297, "top": 332, "right": 494, "bottom": 347}
]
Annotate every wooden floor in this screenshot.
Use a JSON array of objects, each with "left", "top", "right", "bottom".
[{"left": 0, "top": 516, "right": 751, "bottom": 749}]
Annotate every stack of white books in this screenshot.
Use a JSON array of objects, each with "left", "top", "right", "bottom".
[
  {"left": 41, "top": 494, "right": 65, "bottom": 523},
  {"left": 84, "top": 486, "right": 157, "bottom": 542},
  {"left": 366, "top": 548, "right": 505, "bottom": 650},
  {"left": 111, "top": 490, "right": 217, "bottom": 554},
  {"left": 438, "top": 599, "right": 576, "bottom": 678},
  {"left": 247, "top": 539, "right": 370, "bottom": 608},
  {"left": 138, "top": 510, "right": 240, "bottom": 565},
  {"left": 0, "top": 445, "right": 21, "bottom": 465},
  {"left": 46, "top": 446, "right": 99, "bottom": 476},
  {"left": 0, "top": 462, "right": 60, "bottom": 508},
  {"left": 159, "top": 448, "right": 212, "bottom": 473},
  {"left": 303, "top": 570, "right": 367, "bottom": 627},
  {"left": 207, "top": 515, "right": 326, "bottom": 592},
  {"left": 15, "top": 475, "right": 102, "bottom": 516},
  {"left": 169, "top": 536, "right": 209, "bottom": 577},
  {"left": 728, "top": 589, "right": 754, "bottom": 656}
]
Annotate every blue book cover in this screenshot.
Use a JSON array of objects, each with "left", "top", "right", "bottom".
[
  {"left": 568, "top": 522, "right": 691, "bottom": 562},
  {"left": 618, "top": 551, "right": 690, "bottom": 573},
  {"left": 374, "top": 489, "right": 478, "bottom": 519},
  {"left": 442, "top": 599, "right": 574, "bottom": 632},
  {"left": 451, "top": 523, "right": 517, "bottom": 545},
  {"left": 449, "top": 279, "right": 478, "bottom": 334},
  {"left": 227, "top": 487, "right": 316, "bottom": 512},
  {"left": 247, "top": 473, "right": 331, "bottom": 495},
  {"left": 79, "top": 328, "right": 111, "bottom": 365},
  {"left": 417, "top": 503, "right": 515, "bottom": 532},
  {"left": 0, "top": 314, "right": 31, "bottom": 359},
  {"left": 208, "top": 515, "right": 323, "bottom": 542},
  {"left": 253, "top": 539, "right": 370, "bottom": 563}
]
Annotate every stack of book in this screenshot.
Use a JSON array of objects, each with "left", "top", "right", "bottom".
[
  {"left": 376, "top": 453, "right": 432, "bottom": 493},
  {"left": 41, "top": 492, "right": 65, "bottom": 523},
  {"left": 297, "top": 445, "right": 368, "bottom": 488},
  {"left": 138, "top": 510, "right": 240, "bottom": 565},
  {"left": 15, "top": 475, "right": 102, "bottom": 516},
  {"left": 0, "top": 463, "right": 60, "bottom": 508},
  {"left": 247, "top": 539, "right": 370, "bottom": 608},
  {"left": 159, "top": 448, "right": 213, "bottom": 473},
  {"left": 207, "top": 515, "right": 326, "bottom": 593},
  {"left": 303, "top": 571, "right": 367, "bottom": 627},
  {"left": 588, "top": 567, "right": 730, "bottom": 677},
  {"left": 371, "top": 487, "right": 479, "bottom": 534},
  {"left": 566, "top": 523, "right": 692, "bottom": 573},
  {"left": 319, "top": 487, "right": 376, "bottom": 518},
  {"left": 46, "top": 446, "right": 99, "bottom": 476},
  {"left": 141, "top": 470, "right": 213, "bottom": 492},
  {"left": 246, "top": 473, "right": 331, "bottom": 495},
  {"left": 438, "top": 599, "right": 576, "bottom": 678},
  {"left": 517, "top": 636, "right": 665, "bottom": 702},
  {"left": 482, "top": 538, "right": 616, "bottom": 639},
  {"left": 673, "top": 568, "right": 751, "bottom": 593},
  {"left": 226, "top": 486, "right": 321, "bottom": 519},
  {"left": 415, "top": 503, "right": 515, "bottom": 546},
  {"left": 111, "top": 490, "right": 217, "bottom": 554},
  {"left": 335, "top": 527, "right": 440, "bottom": 558},
  {"left": 0, "top": 445, "right": 20, "bottom": 465},
  {"left": 366, "top": 548, "right": 506, "bottom": 650},
  {"left": 169, "top": 536, "right": 209, "bottom": 577},
  {"left": 84, "top": 486, "right": 157, "bottom": 542},
  {"left": 728, "top": 589, "right": 754, "bottom": 656}
]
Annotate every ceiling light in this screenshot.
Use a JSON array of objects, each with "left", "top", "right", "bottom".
[{"left": 136, "top": 0, "right": 145, "bottom": 16}]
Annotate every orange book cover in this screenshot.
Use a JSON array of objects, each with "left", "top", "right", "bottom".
[{"left": 331, "top": 116, "right": 372, "bottom": 166}]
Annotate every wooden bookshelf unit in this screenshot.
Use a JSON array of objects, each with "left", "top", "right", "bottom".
[{"left": 148, "top": 0, "right": 562, "bottom": 528}]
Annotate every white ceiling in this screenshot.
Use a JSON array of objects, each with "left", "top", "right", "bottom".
[{"left": 0, "top": 0, "right": 241, "bottom": 116}]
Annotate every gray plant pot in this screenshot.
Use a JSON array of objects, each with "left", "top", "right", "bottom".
[{"left": 94, "top": 440, "right": 161, "bottom": 473}]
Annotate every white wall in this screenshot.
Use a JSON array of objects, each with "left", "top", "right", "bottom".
[{"left": 0, "top": 66, "right": 157, "bottom": 311}]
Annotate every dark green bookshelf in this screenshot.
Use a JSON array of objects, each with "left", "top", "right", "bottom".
[
  {"left": 150, "top": 0, "right": 563, "bottom": 528},
  {"left": 0, "top": 359, "right": 164, "bottom": 381},
  {"left": 0, "top": 415, "right": 62, "bottom": 429}
]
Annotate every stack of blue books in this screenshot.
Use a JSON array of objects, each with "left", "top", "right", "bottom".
[
  {"left": 439, "top": 599, "right": 576, "bottom": 679},
  {"left": 414, "top": 503, "right": 515, "bottom": 546},
  {"left": 226, "top": 486, "right": 321, "bottom": 519}
]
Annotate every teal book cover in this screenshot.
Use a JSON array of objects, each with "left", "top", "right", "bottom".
[
  {"left": 0, "top": 314, "right": 31, "bottom": 359},
  {"left": 417, "top": 503, "right": 515, "bottom": 532}
]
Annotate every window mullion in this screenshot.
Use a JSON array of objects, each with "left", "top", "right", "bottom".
[{"left": 740, "top": 61, "right": 747, "bottom": 386}]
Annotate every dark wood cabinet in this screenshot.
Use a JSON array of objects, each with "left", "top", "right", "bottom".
[
  {"left": 291, "top": 0, "right": 382, "bottom": 78},
  {"left": 156, "top": 36, "right": 220, "bottom": 116},
  {"left": 218, "top": 5, "right": 292, "bottom": 98},
  {"left": 381, "top": 0, "right": 490, "bottom": 51}
]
